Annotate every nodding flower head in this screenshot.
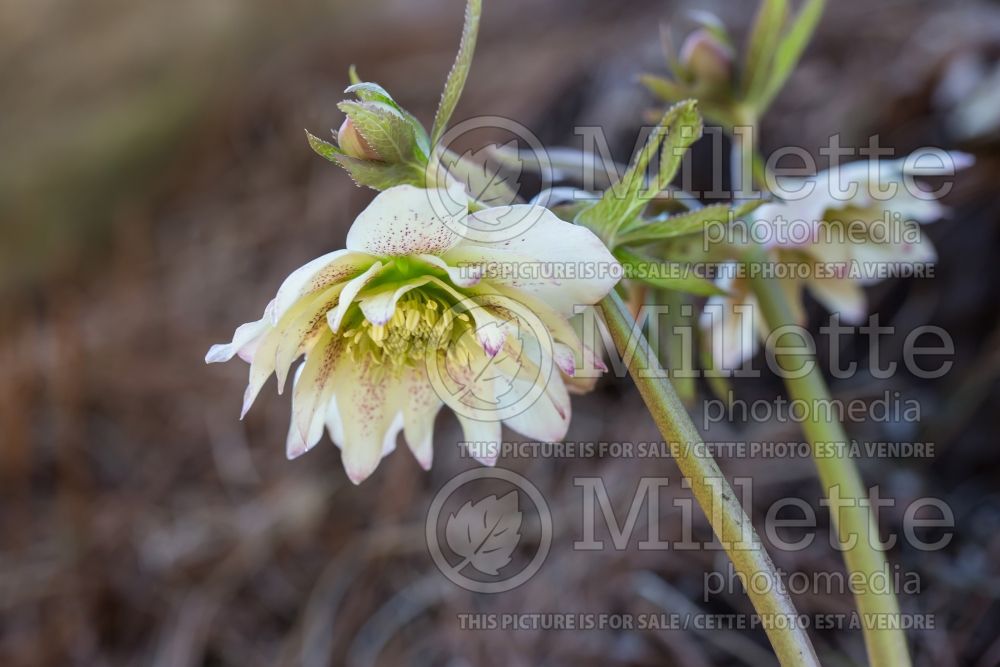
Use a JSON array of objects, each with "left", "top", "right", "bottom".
[
  {"left": 702, "top": 152, "right": 972, "bottom": 369},
  {"left": 207, "top": 183, "right": 619, "bottom": 483}
]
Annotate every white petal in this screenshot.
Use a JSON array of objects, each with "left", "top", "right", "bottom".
[
  {"left": 273, "top": 250, "right": 375, "bottom": 322},
  {"left": 806, "top": 277, "right": 867, "bottom": 324},
  {"left": 398, "top": 367, "right": 443, "bottom": 470},
  {"left": 562, "top": 343, "right": 607, "bottom": 395},
  {"left": 502, "top": 373, "right": 571, "bottom": 442},
  {"left": 274, "top": 285, "right": 345, "bottom": 392},
  {"left": 358, "top": 277, "right": 432, "bottom": 326},
  {"left": 700, "top": 294, "right": 759, "bottom": 370},
  {"left": 324, "top": 394, "right": 345, "bottom": 448},
  {"left": 552, "top": 334, "right": 607, "bottom": 377},
  {"left": 286, "top": 390, "right": 327, "bottom": 460},
  {"left": 346, "top": 183, "right": 468, "bottom": 257},
  {"left": 241, "top": 326, "right": 282, "bottom": 418},
  {"left": 553, "top": 343, "right": 577, "bottom": 377},
  {"left": 880, "top": 191, "right": 946, "bottom": 224},
  {"left": 753, "top": 201, "right": 826, "bottom": 250},
  {"left": 285, "top": 362, "right": 324, "bottom": 460},
  {"left": 446, "top": 206, "right": 620, "bottom": 316},
  {"left": 289, "top": 332, "right": 343, "bottom": 444},
  {"left": 205, "top": 300, "right": 275, "bottom": 364},
  {"left": 327, "top": 261, "right": 385, "bottom": 332},
  {"left": 471, "top": 283, "right": 585, "bottom": 358},
  {"left": 456, "top": 416, "right": 502, "bottom": 466},
  {"left": 414, "top": 253, "right": 482, "bottom": 288},
  {"left": 329, "top": 357, "right": 406, "bottom": 484},
  {"left": 849, "top": 222, "right": 936, "bottom": 285}
]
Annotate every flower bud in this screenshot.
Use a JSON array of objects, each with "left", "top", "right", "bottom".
[
  {"left": 679, "top": 29, "right": 733, "bottom": 88},
  {"left": 337, "top": 117, "right": 381, "bottom": 161}
]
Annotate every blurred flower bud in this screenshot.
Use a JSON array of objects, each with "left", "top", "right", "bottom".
[
  {"left": 337, "top": 117, "right": 381, "bottom": 161},
  {"left": 680, "top": 29, "right": 733, "bottom": 88}
]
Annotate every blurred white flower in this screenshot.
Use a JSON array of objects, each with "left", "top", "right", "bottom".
[
  {"left": 702, "top": 151, "right": 972, "bottom": 368},
  {"left": 207, "top": 183, "right": 618, "bottom": 483}
]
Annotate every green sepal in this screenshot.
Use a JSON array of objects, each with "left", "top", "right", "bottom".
[
  {"left": 305, "top": 130, "right": 344, "bottom": 162},
  {"left": 337, "top": 100, "right": 421, "bottom": 163},
  {"left": 344, "top": 82, "right": 431, "bottom": 159},
  {"left": 333, "top": 155, "right": 425, "bottom": 191}
]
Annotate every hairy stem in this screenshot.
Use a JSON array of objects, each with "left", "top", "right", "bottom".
[
  {"left": 598, "top": 291, "right": 819, "bottom": 667},
  {"left": 749, "top": 269, "right": 912, "bottom": 667}
]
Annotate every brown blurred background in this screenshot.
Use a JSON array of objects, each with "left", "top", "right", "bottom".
[{"left": 2, "top": 0, "right": 999, "bottom": 665}]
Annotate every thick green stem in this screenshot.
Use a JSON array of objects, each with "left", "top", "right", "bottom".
[
  {"left": 599, "top": 292, "right": 819, "bottom": 667},
  {"left": 749, "top": 271, "right": 912, "bottom": 667}
]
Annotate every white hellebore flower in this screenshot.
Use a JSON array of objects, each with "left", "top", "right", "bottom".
[
  {"left": 206, "top": 184, "right": 619, "bottom": 483},
  {"left": 703, "top": 151, "right": 972, "bottom": 368}
]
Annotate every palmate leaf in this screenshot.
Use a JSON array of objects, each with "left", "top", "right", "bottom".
[
  {"left": 576, "top": 100, "right": 702, "bottom": 244},
  {"left": 616, "top": 200, "right": 765, "bottom": 246},
  {"left": 616, "top": 248, "right": 725, "bottom": 297},
  {"left": 431, "top": 0, "right": 482, "bottom": 147}
]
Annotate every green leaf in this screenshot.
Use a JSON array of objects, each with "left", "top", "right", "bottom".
[
  {"left": 333, "top": 155, "right": 424, "bottom": 191},
  {"left": 741, "top": 0, "right": 788, "bottom": 104},
  {"left": 576, "top": 100, "right": 702, "bottom": 243},
  {"left": 430, "top": 0, "right": 482, "bottom": 147},
  {"left": 616, "top": 200, "right": 765, "bottom": 246},
  {"left": 305, "top": 130, "right": 343, "bottom": 162},
  {"left": 337, "top": 100, "right": 418, "bottom": 163},
  {"left": 758, "top": 0, "right": 825, "bottom": 111},
  {"left": 616, "top": 248, "right": 724, "bottom": 297},
  {"left": 657, "top": 104, "right": 703, "bottom": 192},
  {"left": 348, "top": 65, "right": 362, "bottom": 85}
]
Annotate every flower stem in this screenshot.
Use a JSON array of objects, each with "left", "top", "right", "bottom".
[
  {"left": 598, "top": 291, "right": 819, "bottom": 667},
  {"left": 748, "top": 270, "right": 912, "bottom": 667}
]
